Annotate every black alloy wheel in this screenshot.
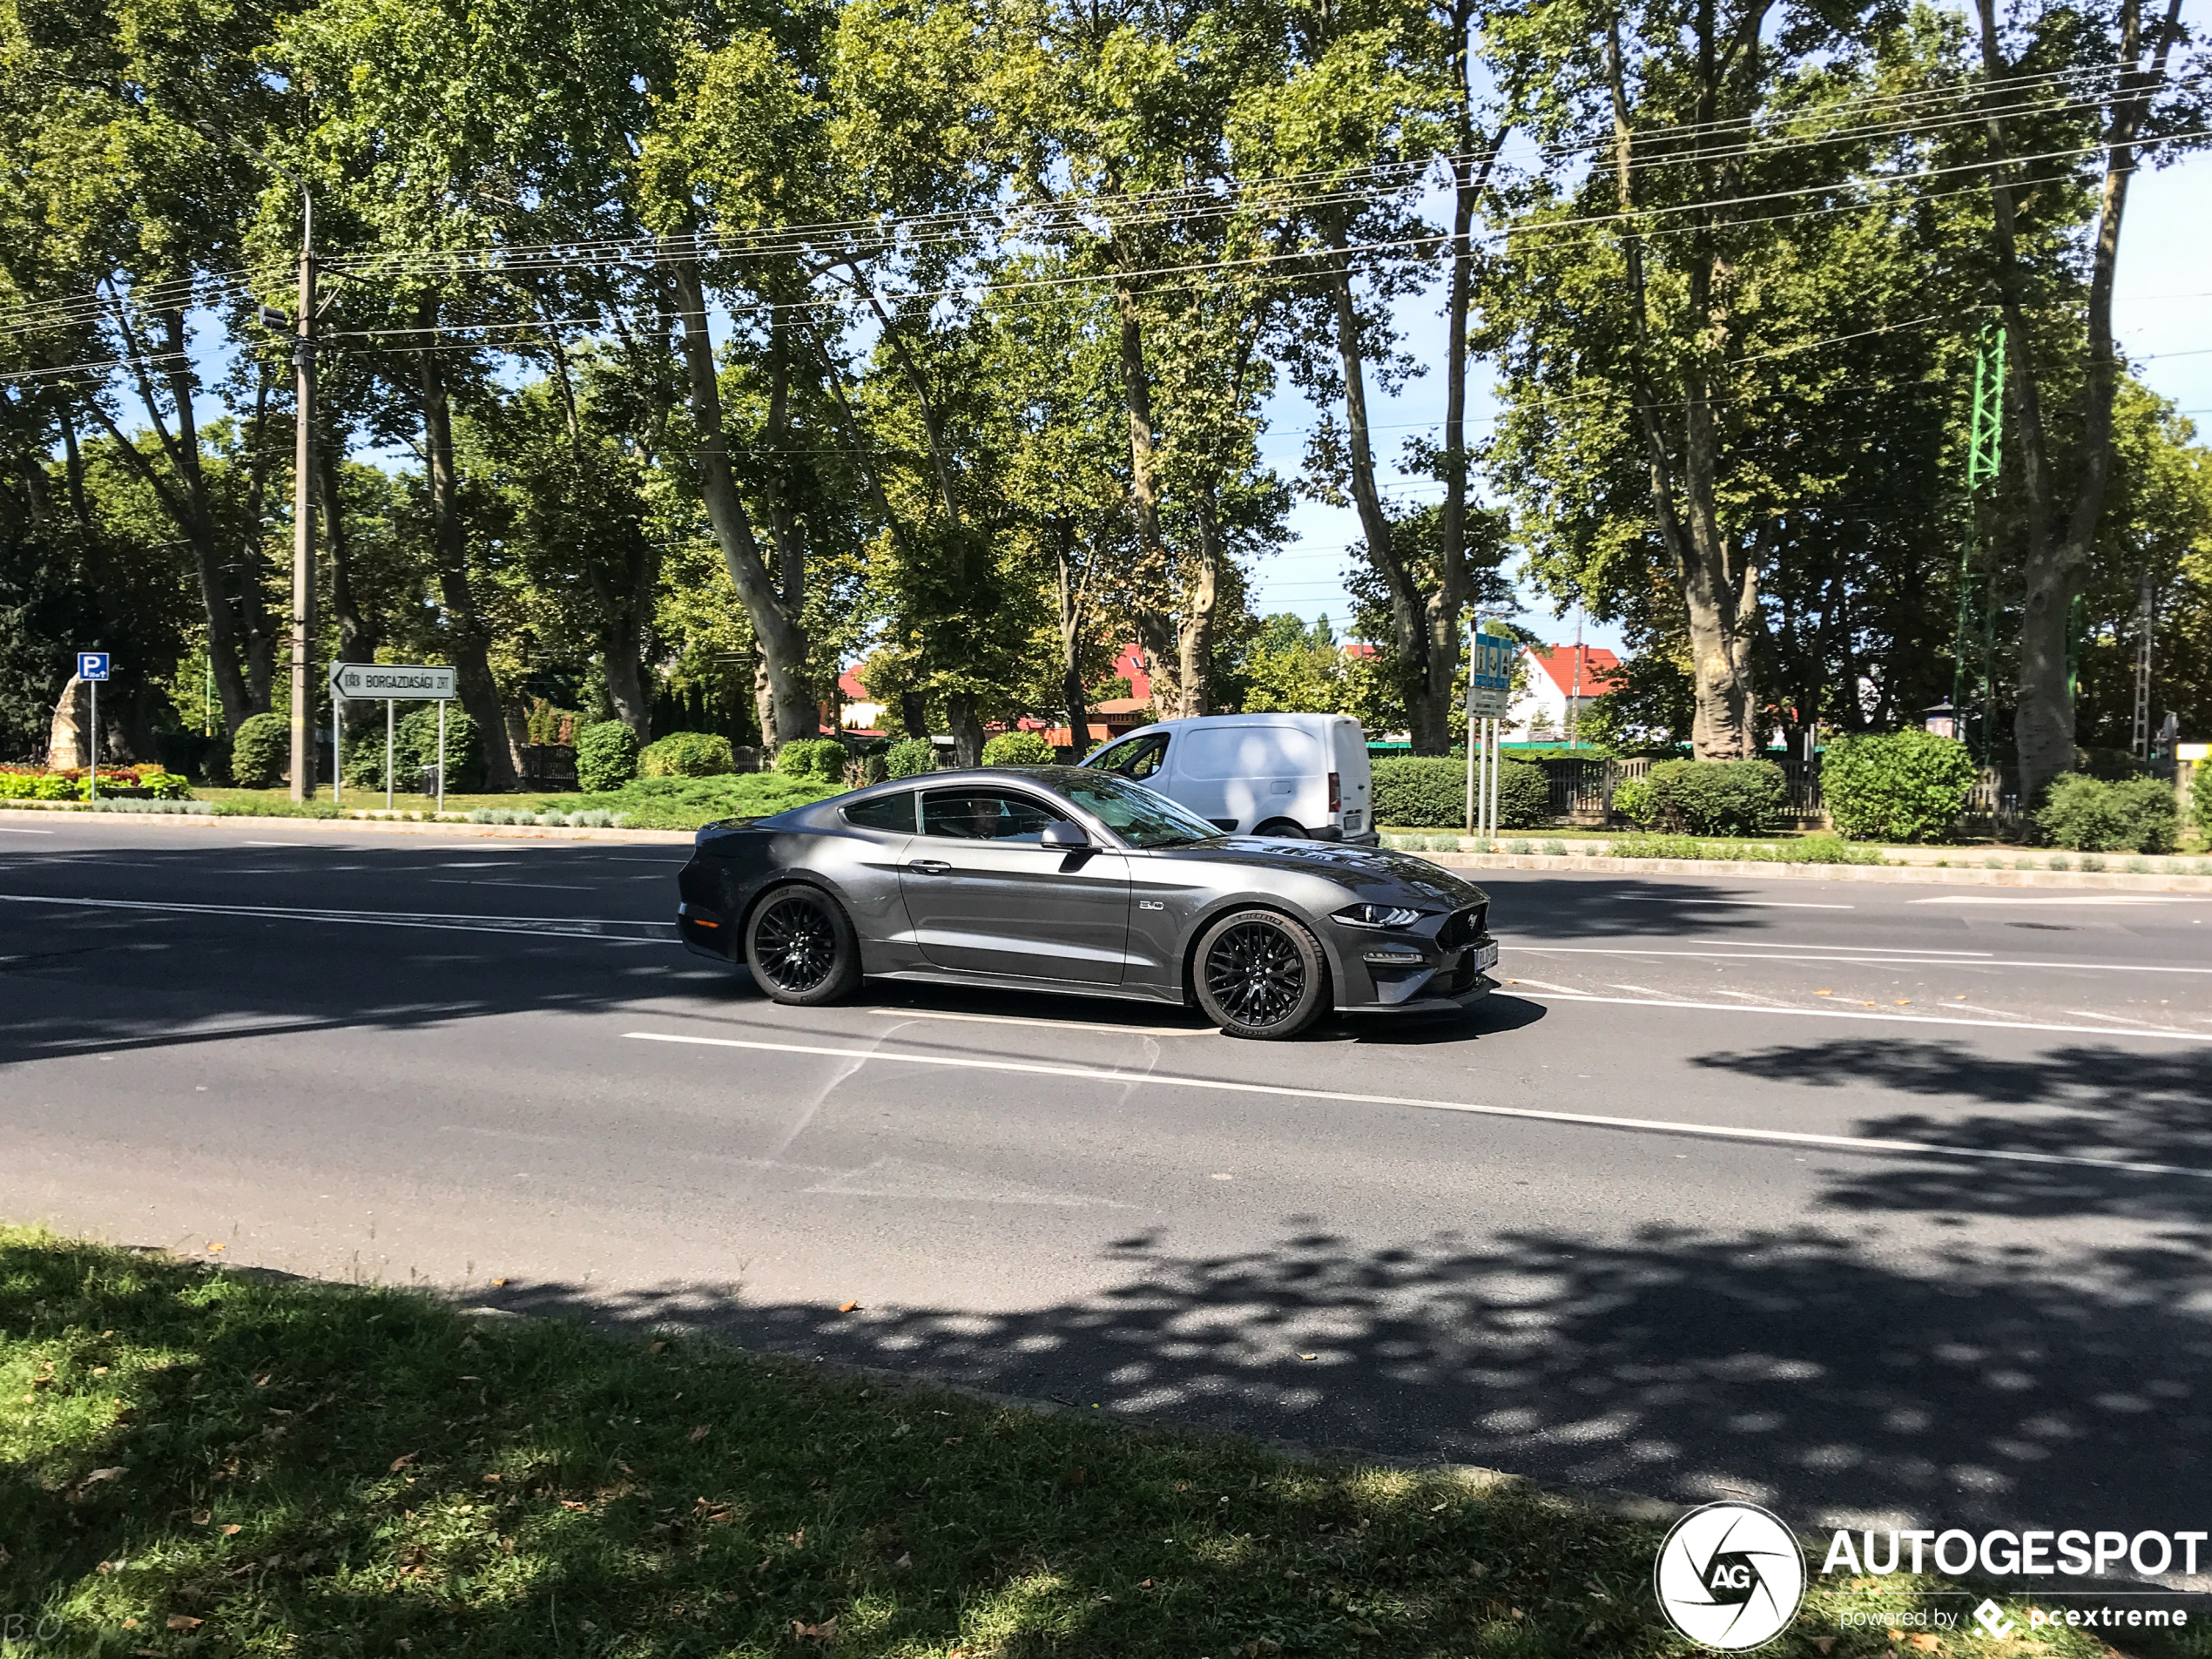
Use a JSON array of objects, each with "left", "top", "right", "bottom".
[
  {"left": 1193, "top": 908, "right": 1327, "bottom": 1039},
  {"left": 745, "top": 887, "right": 861, "bottom": 1005}
]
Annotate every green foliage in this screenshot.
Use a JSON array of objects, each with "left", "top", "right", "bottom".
[
  {"left": 2196, "top": 758, "right": 2212, "bottom": 839},
  {"left": 774, "top": 738, "right": 849, "bottom": 783},
  {"left": 981, "top": 730, "right": 1055, "bottom": 766},
  {"left": 1819, "top": 731, "right": 1978, "bottom": 843},
  {"left": 1610, "top": 775, "right": 1655, "bottom": 827},
  {"left": 344, "top": 707, "right": 485, "bottom": 793},
  {"left": 1640, "top": 759, "right": 1783, "bottom": 836},
  {"left": 641, "top": 732, "right": 738, "bottom": 779},
  {"left": 2036, "top": 774, "right": 2181, "bottom": 853},
  {"left": 575, "top": 722, "right": 641, "bottom": 792},
  {"left": 885, "top": 738, "right": 939, "bottom": 779},
  {"left": 1373, "top": 758, "right": 1547, "bottom": 830},
  {"left": 226, "top": 714, "right": 290, "bottom": 788},
  {"left": 561, "top": 773, "right": 837, "bottom": 831}
]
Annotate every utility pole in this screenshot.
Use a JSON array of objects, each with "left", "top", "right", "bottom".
[
  {"left": 2132, "top": 571, "right": 2154, "bottom": 761},
  {"left": 287, "top": 193, "right": 317, "bottom": 802},
  {"left": 1952, "top": 322, "right": 2005, "bottom": 766}
]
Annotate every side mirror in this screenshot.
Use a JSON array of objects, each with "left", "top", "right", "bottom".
[{"left": 1041, "top": 819, "right": 1090, "bottom": 849}]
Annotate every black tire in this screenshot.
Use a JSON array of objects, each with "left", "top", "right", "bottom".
[
  {"left": 1253, "top": 818, "right": 1306, "bottom": 839},
  {"left": 744, "top": 886, "right": 861, "bottom": 1006},
  {"left": 1193, "top": 908, "right": 1329, "bottom": 1040}
]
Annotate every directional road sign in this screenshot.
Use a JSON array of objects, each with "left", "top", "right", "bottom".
[
  {"left": 1466, "top": 630, "right": 1515, "bottom": 719},
  {"left": 328, "top": 663, "right": 457, "bottom": 701},
  {"left": 78, "top": 651, "right": 110, "bottom": 682}
]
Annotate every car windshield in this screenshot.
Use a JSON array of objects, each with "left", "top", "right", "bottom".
[{"left": 1057, "top": 772, "right": 1221, "bottom": 849}]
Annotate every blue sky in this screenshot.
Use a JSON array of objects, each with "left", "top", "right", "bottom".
[{"left": 1246, "top": 149, "right": 2212, "bottom": 657}]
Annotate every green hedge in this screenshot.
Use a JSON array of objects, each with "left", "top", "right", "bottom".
[
  {"left": 575, "top": 720, "right": 640, "bottom": 792},
  {"left": 981, "top": 730, "right": 1056, "bottom": 766},
  {"left": 886, "top": 737, "right": 939, "bottom": 779},
  {"left": 2036, "top": 774, "right": 2180, "bottom": 853},
  {"left": 774, "top": 738, "right": 849, "bottom": 783},
  {"left": 341, "top": 706, "right": 484, "bottom": 792},
  {"left": 640, "top": 731, "right": 737, "bottom": 779},
  {"left": 1628, "top": 759, "right": 1783, "bottom": 836},
  {"left": 1372, "top": 756, "right": 1546, "bottom": 830},
  {"left": 1820, "top": 731, "right": 1975, "bottom": 842},
  {"left": 226, "top": 713, "right": 290, "bottom": 787}
]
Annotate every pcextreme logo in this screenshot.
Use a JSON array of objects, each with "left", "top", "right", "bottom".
[{"left": 1653, "top": 1503, "right": 1808, "bottom": 1650}]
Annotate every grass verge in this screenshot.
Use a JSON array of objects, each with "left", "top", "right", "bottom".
[{"left": 3, "top": 1228, "right": 2189, "bottom": 1656}]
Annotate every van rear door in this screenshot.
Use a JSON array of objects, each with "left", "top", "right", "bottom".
[{"left": 1330, "top": 718, "right": 1374, "bottom": 840}]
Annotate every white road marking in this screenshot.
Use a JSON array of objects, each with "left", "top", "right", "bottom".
[
  {"left": 1683, "top": 940, "right": 1995, "bottom": 956},
  {"left": 428, "top": 879, "right": 593, "bottom": 892},
  {"left": 1906, "top": 894, "right": 2211, "bottom": 906},
  {"left": 242, "top": 840, "right": 311, "bottom": 847},
  {"left": 871, "top": 1007, "right": 1208, "bottom": 1037},
  {"left": 1615, "top": 895, "right": 1853, "bottom": 909},
  {"left": 1512, "top": 946, "right": 2212, "bottom": 974},
  {"left": 0, "top": 827, "right": 56, "bottom": 833},
  {"left": 1499, "top": 975, "right": 1582, "bottom": 994},
  {"left": 622, "top": 1030, "right": 2212, "bottom": 1177},
  {"left": 0, "top": 892, "right": 669, "bottom": 941},
  {"left": 1516, "top": 989, "right": 2212, "bottom": 1042}
]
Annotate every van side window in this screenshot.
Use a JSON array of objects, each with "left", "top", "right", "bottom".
[{"left": 1091, "top": 732, "right": 1168, "bottom": 780}]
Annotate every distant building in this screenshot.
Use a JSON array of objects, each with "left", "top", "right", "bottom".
[{"left": 1503, "top": 644, "right": 1622, "bottom": 743}]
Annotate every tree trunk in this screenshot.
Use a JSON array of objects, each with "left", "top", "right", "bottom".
[
  {"left": 1052, "top": 518, "right": 1089, "bottom": 747},
  {"left": 900, "top": 691, "right": 929, "bottom": 741},
  {"left": 417, "top": 303, "right": 518, "bottom": 791},
  {"left": 319, "top": 437, "right": 375, "bottom": 665},
  {"left": 1177, "top": 490, "right": 1224, "bottom": 718},
  {"left": 1977, "top": 0, "right": 2182, "bottom": 803},
  {"left": 1112, "top": 268, "right": 1187, "bottom": 718},
  {"left": 666, "top": 249, "right": 813, "bottom": 750},
  {"left": 946, "top": 691, "right": 984, "bottom": 768}
]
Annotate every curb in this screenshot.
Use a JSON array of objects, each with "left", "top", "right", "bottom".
[
  {"left": 1410, "top": 849, "right": 2212, "bottom": 893},
  {"left": 0, "top": 806, "right": 695, "bottom": 844}
]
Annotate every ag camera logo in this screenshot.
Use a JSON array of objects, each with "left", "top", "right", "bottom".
[{"left": 1654, "top": 1502, "right": 1806, "bottom": 1649}]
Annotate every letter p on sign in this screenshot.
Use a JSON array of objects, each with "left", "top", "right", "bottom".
[{"left": 78, "top": 651, "right": 110, "bottom": 681}]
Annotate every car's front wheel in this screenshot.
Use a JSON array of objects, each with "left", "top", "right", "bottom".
[
  {"left": 745, "top": 886, "right": 861, "bottom": 1005},
  {"left": 1193, "top": 908, "right": 1328, "bottom": 1039}
]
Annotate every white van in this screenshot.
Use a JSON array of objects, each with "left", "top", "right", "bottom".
[{"left": 1079, "top": 713, "right": 1377, "bottom": 845}]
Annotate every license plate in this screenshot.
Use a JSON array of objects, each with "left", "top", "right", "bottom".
[
  {"left": 1472, "top": 941, "right": 1499, "bottom": 970},
  {"left": 1343, "top": 810, "right": 1362, "bottom": 831}
]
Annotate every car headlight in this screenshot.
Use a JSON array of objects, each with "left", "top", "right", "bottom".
[{"left": 1334, "top": 902, "right": 1426, "bottom": 929}]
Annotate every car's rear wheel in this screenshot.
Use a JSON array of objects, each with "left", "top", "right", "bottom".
[
  {"left": 1193, "top": 908, "right": 1328, "bottom": 1040},
  {"left": 1253, "top": 817, "right": 1306, "bottom": 839},
  {"left": 745, "top": 886, "right": 861, "bottom": 1005}
]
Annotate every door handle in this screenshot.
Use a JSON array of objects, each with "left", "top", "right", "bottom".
[{"left": 907, "top": 859, "right": 952, "bottom": 874}]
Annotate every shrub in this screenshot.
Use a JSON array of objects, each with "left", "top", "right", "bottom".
[
  {"left": 885, "top": 737, "right": 939, "bottom": 779},
  {"left": 1611, "top": 774, "right": 1656, "bottom": 827},
  {"left": 981, "top": 730, "right": 1056, "bottom": 767},
  {"left": 641, "top": 731, "right": 738, "bottom": 779},
  {"left": 141, "top": 771, "right": 192, "bottom": 800},
  {"left": 226, "top": 713, "right": 290, "bottom": 786},
  {"left": 1642, "top": 758, "right": 1783, "bottom": 836},
  {"left": 2193, "top": 755, "right": 2211, "bottom": 840},
  {"left": 345, "top": 705, "right": 484, "bottom": 793},
  {"left": 575, "top": 721, "right": 640, "bottom": 792},
  {"left": 842, "top": 754, "right": 890, "bottom": 789},
  {"left": 2037, "top": 773, "right": 2180, "bottom": 853},
  {"left": 773, "top": 738, "right": 848, "bottom": 782},
  {"left": 1819, "top": 730, "right": 1975, "bottom": 843},
  {"left": 1372, "top": 757, "right": 1548, "bottom": 830}
]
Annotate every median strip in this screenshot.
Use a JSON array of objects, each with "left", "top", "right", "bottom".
[{"left": 621, "top": 1030, "right": 2212, "bottom": 1178}]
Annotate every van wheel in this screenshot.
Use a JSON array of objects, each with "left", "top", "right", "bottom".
[
  {"left": 1194, "top": 909, "right": 1328, "bottom": 1039},
  {"left": 1254, "top": 818, "right": 1306, "bottom": 839}
]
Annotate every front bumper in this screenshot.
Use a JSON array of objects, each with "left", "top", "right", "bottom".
[
  {"left": 1333, "top": 931, "right": 1499, "bottom": 1012},
  {"left": 1344, "top": 970, "right": 1497, "bottom": 1016}
]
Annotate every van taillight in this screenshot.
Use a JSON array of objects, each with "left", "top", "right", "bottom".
[{"left": 1327, "top": 771, "right": 1341, "bottom": 813}]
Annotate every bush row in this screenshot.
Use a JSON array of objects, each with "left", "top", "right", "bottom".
[
  {"left": 0, "top": 764, "right": 192, "bottom": 800},
  {"left": 1372, "top": 756, "right": 1548, "bottom": 829}
]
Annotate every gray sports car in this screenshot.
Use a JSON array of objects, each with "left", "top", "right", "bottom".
[{"left": 674, "top": 765, "right": 1498, "bottom": 1039}]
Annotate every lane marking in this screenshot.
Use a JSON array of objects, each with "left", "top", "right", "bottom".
[
  {"left": 1499, "top": 974, "right": 1582, "bottom": 994},
  {"left": 242, "top": 840, "right": 311, "bottom": 847},
  {"left": 1683, "top": 940, "right": 1995, "bottom": 956},
  {"left": 1514, "top": 989, "right": 2212, "bottom": 1042},
  {"left": 1906, "top": 894, "right": 2211, "bottom": 906},
  {"left": 1615, "top": 895, "right": 1853, "bottom": 909},
  {"left": 0, "top": 892, "right": 670, "bottom": 941},
  {"left": 0, "top": 827, "right": 56, "bottom": 834},
  {"left": 621, "top": 1030, "right": 2212, "bottom": 1177},
  {"left": 869, "top": 1007, "right": 1210, "bottom": 1038},
  {"left": 1510, "top": 946, "right": 2212, "bottom": 974}
]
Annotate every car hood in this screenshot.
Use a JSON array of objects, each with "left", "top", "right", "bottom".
[{"left": 1152, "top": 837, "right": 1487, "bottom": 907}]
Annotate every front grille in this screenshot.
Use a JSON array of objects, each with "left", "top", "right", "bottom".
[{"left": 1436, "top": 904, "right": 1487, "bottom": 950}]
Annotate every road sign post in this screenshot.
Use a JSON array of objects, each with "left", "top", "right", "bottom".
[
  {"left": 1465, "top": 626, "right": 1514, "bottom": 839},
  {"left": 77, "top": 652, "right": 110, "bottom": 801},
  {"left": 327, "top": 663, "right": 458, "bottom": 815}
]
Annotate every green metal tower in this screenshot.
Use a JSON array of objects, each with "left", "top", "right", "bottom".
[{"left": 1952, "top": 322, "right": 2006, "bottom": 764}]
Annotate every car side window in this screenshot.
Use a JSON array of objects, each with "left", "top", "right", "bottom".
[
  {"left": 1093, "top": 732, "right": 1168, "bottom": 780},
  {"left": 843, "top": 791, "right": 916, "bottom": 833},
  {"left": 920, "top": 791, "right": 1057, "bottom": 843}
]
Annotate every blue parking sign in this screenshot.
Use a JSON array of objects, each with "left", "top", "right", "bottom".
[{"left": 78, "top": 651, "right": 110, "bottom": 682}]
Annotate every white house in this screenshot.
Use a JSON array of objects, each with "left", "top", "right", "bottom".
[{"left": 1501, "top": 644, "right": 1622, "bottom": 742}]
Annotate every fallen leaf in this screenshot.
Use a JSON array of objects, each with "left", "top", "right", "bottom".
[
  {"left": 83, "top": 1467, "right": 125, "bottom": 1485},
  {"left": 482, "top": 1474, "right": 502, "bottom": 1484},
  {"left": 1136, "top": 1577, "right": 1153, "bottom": 1589},
  {"left": 206, "top": 1243, "right": 224, "bottom": 1253},
  {"left": 838, "top": 1300, "right": 861, "bottom": 1313},
  {"left": 1813, "top": 1640, "right": 1836, "bottom": 1655},
  {"left": 166, "top": 1615, "right": 203, "bottom": 1632},
  {"left": 1298, "top": 1352, "right": 1318, "bottom": 1361},
  {"left": 1815, "top": 988, "right": 1833, "bottom": 996},
  {"left": 790, "top": 1527, "right": 806, "bottom": 1548},
  {"left": 894, "top": 1552, "right": 913, "bottom": 1569},
  {"left": 1066, "top": 1467, "right": 1085, "bottom": 1485},
  {"left": 792, "top": 1615, "right": 839, "bottom": 1642},
  {"left": 942, "top": 1435, "right": 964, "bottom": 1446},
  {"left": 689, "top": 1424, "right": 711, "bottom": 1443},
  {"left": 221, "top": 1524, "right": 242, "bottom": 1537},
  {"left": 389, "top": 1453, "right": 418, "bottom": 1473},
  {"left": 121, "top": 1618, "right": 137, "bottom": 1630},
  {"left": 1906, "top": 1638, "right": 1938, "bottom": 1653},
  {"left": 615, "top": 1460, "right": 633, "bottom": 1475},
  {"left": 254, "top": 1373, "right": 271, "bottom": 1387},
  {"left": 191, "top": 1509, "right": 212, "bottom": 1526},
  {"left": 560, "top": 1500, "right": 588, "bottom": 1512},
  {"left": 1351, "top": 1622, "right": 1381, "bottom": 1638},
  {"left": 648, "top": 1340, "right": 667, "bottom": 1353},
  {"left": 491, "top": 1278, "right": 508, "bottom": 1287}
]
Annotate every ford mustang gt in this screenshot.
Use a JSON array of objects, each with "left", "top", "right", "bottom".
[{"left": 674, "top": 765, "right": 1497, "bottom": 1040}]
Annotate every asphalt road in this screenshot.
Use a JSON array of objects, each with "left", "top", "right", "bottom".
[{"left": 4, "top": 816, "right": 2209, "bottom": 1552}]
